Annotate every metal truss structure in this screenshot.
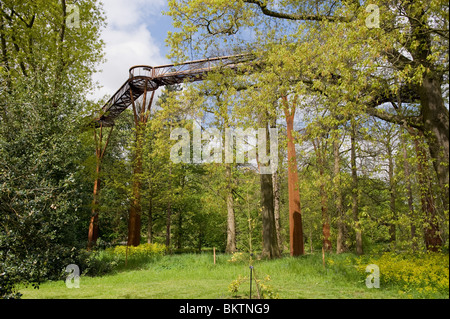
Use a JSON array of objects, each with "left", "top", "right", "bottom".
[{"left": 95, "top": 53, "right": 253, "bottom": 127}]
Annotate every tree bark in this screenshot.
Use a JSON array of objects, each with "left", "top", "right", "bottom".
[
  {"left": 419, "top": 72, "right": 449, "bottom": 215},
  {"left": 282, "top": 95, "right": 304, "bottom": 256},
  {"left": 177, "top": 211, "right": 182, "bottom": 250},
  {"left": 127, "top": 86, "right": 154, "bottom": 246},
  {"left": 225, "top": 164, "right": 237, "bottom": 254},
  {"left": 88, "top": 160, "right": 100, "bottom": 249},
  {"left": 387, "top": 134, "right": 396, "bottom": 248},
  {"left": 312, "top": 138, "right": 332, "bottom": 253},
  {"left": 401, "top": 129, "right": 417, "bottom": 249},
  {"left": 350, "top": 121, "right": 363, "bottom": 255},
  {"left": 166, "top": 165, "right": 172, "bottom": 249},
  {"left": 88, "top": 125, "right": 113, "bottom": 249},
  {"left": 260, "top": 171, "right": 280, "bottom": 259},
  {"left": 269, "top": 116, "right": 283, "bottom": 253},
  {"left": 272, "top": 169, "right": 283, "bottom": 253},
  {"left": 147, "top": 193, "right": 153, "bottom": 244},
  {"left": 243, "top": 0, "right": 351, "bottom": 22},
  {"left": 259, "top": 114, "right": 280, "bottom": 259},
  {"left": 409, "top": 128, "right": 443, "bottom": 252},
  {"left": 334, "top": 139, "right": 347, "bottom": 254},
  {"left": 127, "top": 122, "right": 144, "bottom": 247}
]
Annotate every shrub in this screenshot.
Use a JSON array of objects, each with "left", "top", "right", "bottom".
[
  {"left": 355, "top": 252, "right": 449, "bottom": 296},
  {"left": 106, "top": 243, "right": 166, "bottom": 260},
  {"left": 228, "top": 272, "right": 279, "bottom": 299},
  {"left": 227, "top": 252, "right": 250, "bottom": 263}
]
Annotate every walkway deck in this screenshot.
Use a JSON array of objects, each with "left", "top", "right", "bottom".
[{"left": 95, "top": 54, "right": 253, "bottom": 126}]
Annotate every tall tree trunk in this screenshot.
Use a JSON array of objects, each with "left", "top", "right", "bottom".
[
  {"left": 259, "top": 114, "right": 280, "bottom": 259},
  {"left": 197, "top": 230, "right": 204, "bottom": 253},
  {"left": 260, "top": 171, "right": 280, "bottom": 259},
  {"left": 88, "top": 125, "right": 113, "bottom": 249},
  {"left": 166, "top": 199, "right": 172, "bottom": 249},
  {"left": 351, "top": 121, "right": 363, "bottom": 255},
  {"left": 0, "top": 5, "right": 11, "bottom": 90},
  {"left": 402, "top": 129, "right": 417, "bottom": 249},
  {"left": 176, "top": 167, "right": 186, "bottom": 250},
  {"left": 406, "top": 13, "right": 449, "bottom": 214},
  {"left": 177, "top": 212, "right": 182, "bottom": 250},
  {"left": 409, "top": 128, "right": 443, "bottom": 252},
  {"left": 147, "top": 193, "right": 153, "bottom": 244},
  {"left": 272, "top": 169, "right": 283, "bottom": 253},
  {"left": 127, "top": 123, "right": 144, "bottom": 246},
  {"left": 88, "top": 160, "right": 100, "bottom": 249},
  {"left": 418, "top": 54, "right": 449, "bottom": 218},
  {"left": 225, "top": 164, "right": 237, "bottom": 254},
  {"left": 127, "top": 86, "right": 154, "bottom": 246},
  {"left": 312, "top": 138, "right": 332, "bottom": 253},
  {"left": 387, "top": 137, "right": 396, "bottom": 248},
  {"left": 269, "top": 117, "right": 283, "bottom": 253},
  {"left": 282, "top": 95, "right": 304, "bottom": 256},
  {"left": 320, "top": 179, "right": 332, "bottom": 253},
  {"left": 166, "top": 165, "right": 172, "bottom": 249},
  {"left": 334, "top": 139, "right": 347, "bottom": 254}
]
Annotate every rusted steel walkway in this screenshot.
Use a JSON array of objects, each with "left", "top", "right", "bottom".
[{"left": 95, "top": 54, "right": 252, "bottom": 126}]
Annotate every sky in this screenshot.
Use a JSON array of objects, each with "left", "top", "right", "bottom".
[{"left": 89, "top": 0, "right": 175, "bottom": 101}]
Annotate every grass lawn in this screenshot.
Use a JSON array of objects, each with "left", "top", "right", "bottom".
[{"left": 18, "top": 252, "right": 448, "bottom": 299}]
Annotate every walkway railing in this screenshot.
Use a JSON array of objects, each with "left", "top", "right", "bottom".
[{"left": 95, "top": 53, "right": 254, "bottom": 127}]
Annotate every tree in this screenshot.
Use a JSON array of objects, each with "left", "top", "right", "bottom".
[
  {"left": 127, "top": 85, "right": 156, "bottom": 246},
  {"left": 167, "top": 0, "right": 449, "bottom": 216},
  {"left": 333, "top": 135, "right": 347, "bottom": 254},
  {"left": 0, "top": 0, "right": 105, "bottom": 296},
  {"left": 408, "top": 127, "right": 443, "bottom": 252},
  {"left": 350, "top": 119, "right": 363, "bottom": 255},
  {"left": 88, "top": 124, "right": 114, "bottom": 249},
  {"left": 241, "top": 0, "right": 449, "bottom": 206},
  {"left": 311, "top": 135, "right": 332, "bottom": 253}
]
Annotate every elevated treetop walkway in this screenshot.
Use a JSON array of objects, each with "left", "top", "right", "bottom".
[
  {"left": 89, "top": 53, "right": 254, "bottom": 247},
  {"left": 89, "top": 51, "right": 304, "bottom": 255},
  {"left": 95, "top": 53, "right": 253, "bottom": 127}
]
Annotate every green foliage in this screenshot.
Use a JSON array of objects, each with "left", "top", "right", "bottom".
[
  {"left": 228, "top": 272, "right": 279, "bottom": 299},
  {"left": 17, "top": 252, "right": 449, "bottom": 299},
  {"left": 2, "top": 0, "right": 448, "bottom": 300},
  {"left": 355, "top": 252, "right": 449, "bottom": 297},
  {"left": 0, "top": 0, "right": 105, "bottom": 298},
  {"left": 228, "top": 274, "right": 247, "bottom": 297},
  {"left": 106, "top": 243, "right": 167, "bottom": 260},
  {"left": 227, "top": 251, "right": 250, "bottom": 263}
]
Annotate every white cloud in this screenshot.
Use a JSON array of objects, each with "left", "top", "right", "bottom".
[{"left": 89, "top": 0, "right": 169, "bottom": 102}]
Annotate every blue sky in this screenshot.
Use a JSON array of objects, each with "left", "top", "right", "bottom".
[{"left": 90, "top": 0, "right": 175, "bottom": 101}]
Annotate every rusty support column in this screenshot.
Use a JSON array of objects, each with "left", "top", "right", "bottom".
[
  {"left": 127, "top": 82, "right": 155, "bottom": 246},
  {"left": 88, "top": 124, "right": 114, "bottom": 250},
  {"left": 282, "top": 95, "right": 304, "bottom": 256}
]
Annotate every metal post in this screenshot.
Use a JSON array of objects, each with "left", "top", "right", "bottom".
[{"left": 249, "top": 265, "right": 253, "bottom": 299}]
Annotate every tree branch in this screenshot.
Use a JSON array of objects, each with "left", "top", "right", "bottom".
[
  {"left": 364, "top": 105, "right": 422, "bottom": 129},
  {"left": 243, "top": 0, "right": 352, "bottom": 22}
]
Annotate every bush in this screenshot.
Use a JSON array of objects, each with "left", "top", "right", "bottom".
[
  {"left": 355, "top": 252, "right": 449, "bottom": 296},
  {"left": 227, "top": 252, "right": 249, "bottom": 263},
  {"left": 228, "top": 272, "right": 279, "bottom": 299},
  {"left": 106, "top": 243, "right": 166, "bottom": 260}
]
